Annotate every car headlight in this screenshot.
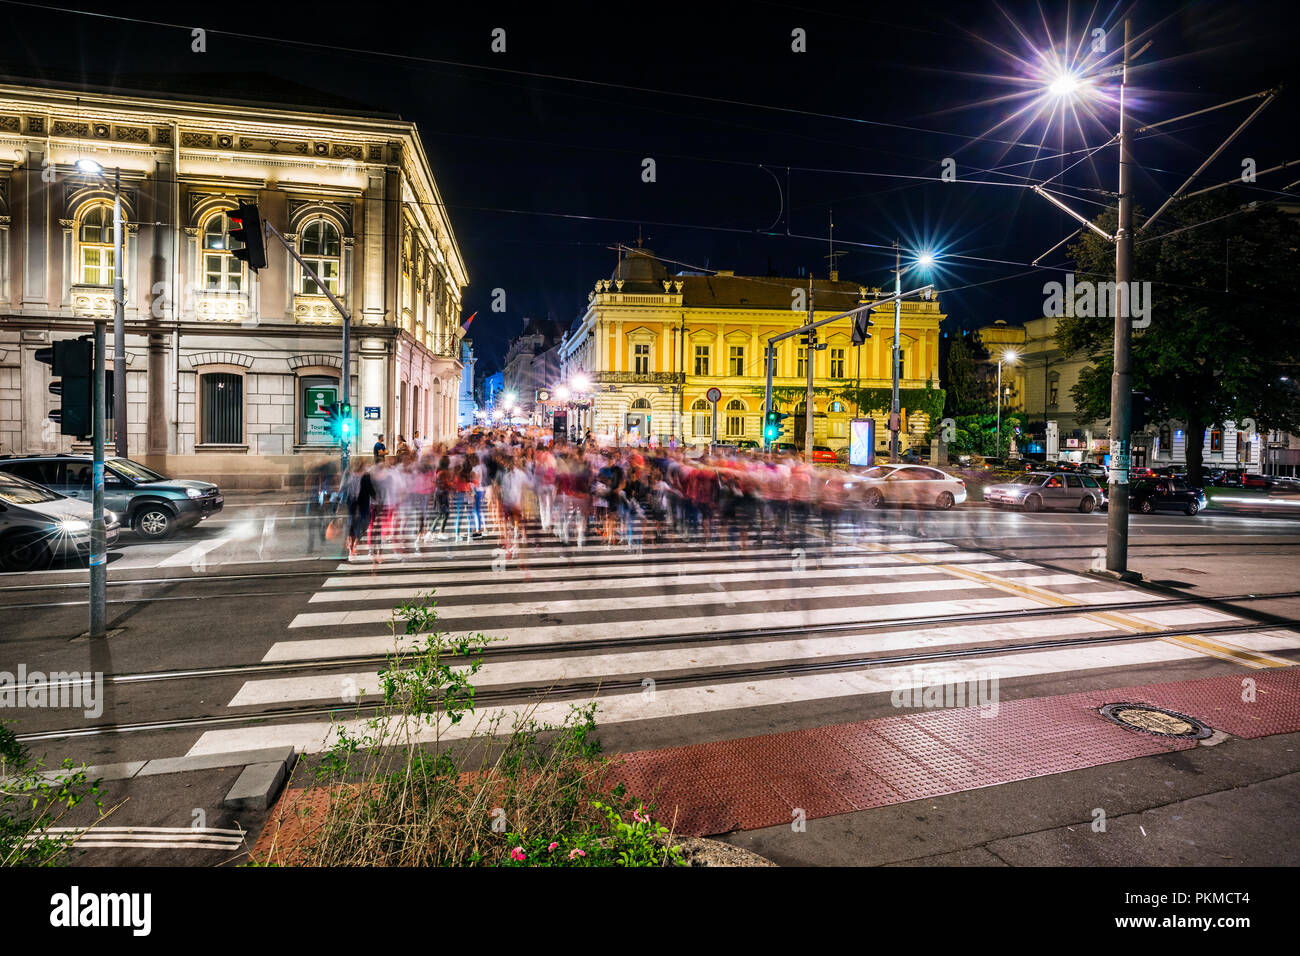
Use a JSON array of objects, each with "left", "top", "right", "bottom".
[
  {"left": 186, "top": 487, "right": 203, "bottom": 498},
  {"left": 58, "top": 518, "right": 90, "bottom": 533},
  {"left": 106, "top": 510, "right": 119, "bottom": 525}
]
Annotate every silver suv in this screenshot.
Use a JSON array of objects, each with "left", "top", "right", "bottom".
[
  {"left": 984, "top": 471, "right": 1108, "bottom": 513},
  {"left": 0, "top": 471, "right": 120, "bottom": 571},
  {"left": 0, "top": 456, "right": 222, "bottom": 540}
]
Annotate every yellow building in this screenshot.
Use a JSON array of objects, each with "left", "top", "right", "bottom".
[{"left": 558, "top": 248, "right": 945, "bottom": 450}]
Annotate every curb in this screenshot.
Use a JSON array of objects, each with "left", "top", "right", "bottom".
[{"left": 25, "top": 746, "right": 298, "bottom": 811}]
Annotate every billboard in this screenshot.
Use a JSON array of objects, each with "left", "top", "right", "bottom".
[{"left": 849, "top": 418, "right": 875, "bottom": 467}]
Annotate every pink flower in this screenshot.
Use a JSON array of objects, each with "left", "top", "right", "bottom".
[
  {"left": 568, "top": 848, "right": 586, "bottom": 860},
  {"left": 510, "top": 846, "right": 526, "bottom": 862},
  {"left": 548, "top": 842, "right": 558, "bottom": 852},
  {"left": 633, "top": 806, "right": 650, "bottom": 824}
]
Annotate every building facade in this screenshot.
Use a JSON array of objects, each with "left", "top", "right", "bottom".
[
  {"left": 558, "top": 248, "right": 945, "bottom": 450},
  {"left": 0, "top": 79, "right": 468, "bottom": 487},
  {"left": 980, "top": 316, "right": 1265, "bottom": 469},
  {"left": 501, "top": 317, "right": 565, "bottom": 420}
]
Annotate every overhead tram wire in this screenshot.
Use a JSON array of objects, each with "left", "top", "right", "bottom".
[{"left": 0, "top": 0, "right": 1071, "bottom": 154}]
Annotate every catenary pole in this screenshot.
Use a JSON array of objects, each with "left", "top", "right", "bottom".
[{"left": 1106, "top": 18, "right": 1134, "bottom": 577}]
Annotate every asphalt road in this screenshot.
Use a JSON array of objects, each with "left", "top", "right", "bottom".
[{"left": 2, "top": 494, "right": 1298, "bottom": 866}]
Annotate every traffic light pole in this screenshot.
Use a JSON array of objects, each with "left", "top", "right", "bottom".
[
  {"left": 264, "top": 221, "right": 352, "bottom": 472},
  {"left": 89, "top": 319, "right": 107, "bottom": 638},
  {"left": 763, "top": 343, "right": 775, "bottom": 451},
  {"left": 891, "top": 242, "right": 902, "bottom": 463}
]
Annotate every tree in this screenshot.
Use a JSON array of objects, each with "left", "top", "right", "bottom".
[
  {"left": 1055, "top": 194, "right": 1300, "bottom": 484},
  {"left": 944, "top": 332, "right": 987, "bottom": 417}
]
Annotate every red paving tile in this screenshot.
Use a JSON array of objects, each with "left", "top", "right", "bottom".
[{"left": 606, "top": 668, "right": 1300, "bottom": 836}]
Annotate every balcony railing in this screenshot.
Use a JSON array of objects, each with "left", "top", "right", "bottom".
[{"left": 591, "top": 371, "right": 685, "bottom": 385}]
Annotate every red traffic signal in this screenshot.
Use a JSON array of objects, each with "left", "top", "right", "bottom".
[{"left": 228, "top": 202, "right": 267, "bottom": 273}]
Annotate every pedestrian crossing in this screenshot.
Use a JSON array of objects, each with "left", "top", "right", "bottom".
[{"left": 185, "top": 516, "right": 1300, "bottom": 758}]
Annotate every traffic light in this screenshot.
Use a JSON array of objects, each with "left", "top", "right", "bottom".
[
  {"left": 228, "top": 202, "right": 267, "bottom": 273},
  {"left": 764, "top": 409, "right": 788, "bottom": 442},
  {"left": 324, "top": 402, "right": 341, "bottom": 440},
  {"left": 1130, "top": 391, "right": 1151, "bottom": 432},
  {"left": 35, "top": 338, "right": 94, "bottom": 439},
  {"left": 852, "top": 306, "right": 875, "bottom": 346},
  {"left": 339, "top": 403, "right": 353, "bottom": 442}
]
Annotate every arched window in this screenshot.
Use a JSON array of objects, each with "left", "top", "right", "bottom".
[
  {"left": 299, "top": 218, "right": 342, "bottom": 296},
  {"left": 630, "top": 398, "right": 652, "bottom": 410},
  {"left": 77, "top": 204, "right": 119, "bottom": 286},
  {"left": 202, "top": 211, "right": 243, "bottom": 292},
  {"left": 828, "top": 401, "right": 846, "bottom": 413},
  {"left": 726, "top": 399, "right": 746, "bottom": 437},
  {"left": 691, "top": 398, "right": 711, "bottom": 437}
]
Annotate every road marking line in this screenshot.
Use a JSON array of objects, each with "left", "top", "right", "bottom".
[{"left": 196, "top": 638, "right": 1263, "bottom": 758}]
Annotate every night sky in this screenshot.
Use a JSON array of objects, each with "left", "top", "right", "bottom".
[{"left": 3, "top": 0, "right": 1297, "bottom": 373}]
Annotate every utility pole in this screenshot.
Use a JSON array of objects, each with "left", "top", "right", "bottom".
[
  {"left": 890, "top": 241, "right": 902, "bottom": 462},
  {"left": 1106, "top": 18, "right": 1135, "bottom": 578},
  {"left": 763, "top": 342, "right": 776, "bottom": 452},
  {"left": 996, "top": 359, "right": 1003, "bottom": 459},
  {"left": 804, "top": 277, "right": 815, "bottom": 463},
  {"left": 112, "top": 169, "right": 127, "bottom": 458},
  {"left": 90, "top": 320, "right": 107, "bottom": 638},
  {"left": 265, "top": 221, "right": 351, "bottom": 472}
]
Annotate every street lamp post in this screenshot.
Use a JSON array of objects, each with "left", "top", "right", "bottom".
[
  {"left": 111, "top": 168, "right": 126, "bottom": 459},
  {"left": 995, "top": 350, "right": 1018, "bottom": 458},
  {"left": 889, "top": 247, "right": 935, "bottom": 462},
  {"left": 77, "top": 159, "right": 128, "bottom": 458}
]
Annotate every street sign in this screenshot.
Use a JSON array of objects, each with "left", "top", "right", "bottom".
[
  {"left": 706, "top": 386, "right": 722, "bottom": 403},
  {"left": 364, "top": 406, "right": 381, "bottom": 420},
  {"left": 304, "top": 387, "right": 335, "bottom": 418}
]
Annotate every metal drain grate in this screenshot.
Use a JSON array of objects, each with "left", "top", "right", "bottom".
[{"left": 1099, "top": 703, "right": 1213, "bottom": 739}]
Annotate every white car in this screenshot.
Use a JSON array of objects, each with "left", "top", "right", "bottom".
[
  {"left": 852, "top": 464, "right": 968, "bottom": 510},
  {"left": 0, "top": 471, "right": 120, "bottom": 571}
]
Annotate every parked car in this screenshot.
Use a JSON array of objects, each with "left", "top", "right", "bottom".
[
  {"left": 852, "top": 463, "right": 967, "bottom": 510},
  {"left": 1130, "top": 477, "right": 1206, "bottom": 515},
  {"left": 0, "top": 470, "right": 120, "bottom": 571},
  {"left": 773, "top": 442, "right": 799, "bottom": 456},
  {"left": 731, "top": 440, "right": 762, "bottom": 451},
  {"left": 0, "top": 455, "right": 223, "bottom": 540},
  {"left": 1079, "top": 463, "right": 1108, "bottom": 480},
  {"left": 984, "top": 471, "right": 1107, "bottom": 513},
  {"left": 1242, "top": 473, "right": 1271, "bottom": 488},
  {"left": 810, "top": 445, "right": 838, "bottom": 464}
]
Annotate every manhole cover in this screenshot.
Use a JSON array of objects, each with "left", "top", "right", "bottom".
[{"left": 1100, "top": 703, "right": 1212, "bottom": 739}]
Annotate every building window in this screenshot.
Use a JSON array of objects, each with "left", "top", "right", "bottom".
[
  {"left": 730, "top": 345, "right": 745, "bottom": 377},
  {"left": 1210, "top": 428, "right": 1223, "bottom": 453},
  {"left": 77, "top": 204, "right": 118, "bottom": 286},
  {"left": 1158, "top": 425, "right": 1172, "bottom": 455},
  {"left": 1048, "top": 379, "right": 1059, "bottom": 407},
  {"left": 691, "top": 398, "right": 711, "bottom": 437},
  {"left": 726, "top": 399, "right": 746, "bottom": 436},
  {"left": 299, "top": 218, "right": 342, "bottom": 296},
  {"left": 631, "top": 397, "right": 651, "bottom": 410},
  {"left": 694, "top": 345, "right": 710, "bottom": 376},
  {"left": 797, "top": 348, "right": 807, "bottom": 378},
  {"left": 202, "top": 213, "right": 243, "bottom": 292},
  {"left": 200, "top": 373, "right": 243, "bottom": 444},
  {"left": 830, "top": 348, "right": 845, "bottom": 379},
  {"left": 634, "top": 343, "right": 650, "bottom": 375}
]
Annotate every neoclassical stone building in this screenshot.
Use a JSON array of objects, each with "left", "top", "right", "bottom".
[
  {"left": 0, "top": 77, "right": 468, "bottom": 486},
  {"left": 558, "top": 247, "right": 945, "bottom": 451}
]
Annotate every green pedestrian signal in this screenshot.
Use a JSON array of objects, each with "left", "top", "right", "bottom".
[{"left": 340, "top": 403, "right": 353, "bottom": 440}]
